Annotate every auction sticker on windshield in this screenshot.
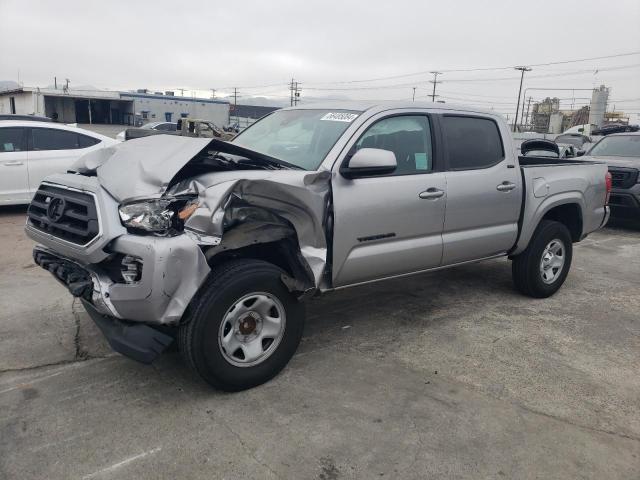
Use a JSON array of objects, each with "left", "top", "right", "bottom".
[{"left": 320, "top": 112, "right": 359, "bottom": 122}]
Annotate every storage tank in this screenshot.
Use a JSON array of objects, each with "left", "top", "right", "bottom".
[
  {"left": 589, "top": 85, "right": 609, "bottom": 128},
  {"left": 548, "top": 112, "right": 564, "bottom": 134}
]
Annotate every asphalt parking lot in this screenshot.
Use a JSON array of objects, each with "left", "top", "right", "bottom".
[{"left": 1, "top": 206, "right": 638, "bottom": 479}]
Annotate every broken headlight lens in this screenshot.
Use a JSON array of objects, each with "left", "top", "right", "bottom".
[{"left": 118, "top": 197, "right": 197, "bottom": 234}]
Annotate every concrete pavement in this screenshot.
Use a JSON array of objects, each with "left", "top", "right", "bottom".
[{"left": 1, "top": 207, "right": 639, "bottom": 479}]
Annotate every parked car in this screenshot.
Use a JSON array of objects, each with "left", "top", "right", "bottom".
[
  {"left": 583, "top": 132, "right": 640, "bottom": 220},
  {"left": 0, "top": 120, "right": 117, "bottom": 205},
  {"left": 0, "top": 114, "right": 51, "bottom": 122},
  {"left": 554, "top": 133, "right": 593, "bottom": 154},
  {"left": 25, "top": 102, "right": 610, "bottom": 391},
  {"left": 115, "top": 121, "right": 177, "bottom": 141},
  {"left": 592, "top": 123, "right": 639, "bottom": 136}
]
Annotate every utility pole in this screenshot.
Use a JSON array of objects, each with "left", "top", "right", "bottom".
[
  {"left": 210, "top": 88, "right": 216, "bottom": 99},
  {"left": 429, "top": 71, "right": 442, "bottom": 102},
  {"left": 412, "top": 87, "right": 416, "bottom": 102},
  {"left": 524, "top": 97, "right": 532, "bottom": 130},
  {"left": 178, "top": 88, "right": 185, "bottom": 97},
  {"left": 289, "top": 78, "right": 301, "bottom": 106},
  {"left": 233, "top": 87, "right": 240, "bottom": 108},
  {"left": 513, "top": 66, "right": 531, "bottom": 132},
  {"left": 294, "top": 82, "right": 301, "bottom": 105}
]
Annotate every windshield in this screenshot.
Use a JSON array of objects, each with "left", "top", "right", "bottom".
[
  {"left": 232, "top": 109, "right": 361, "bottom": 170},
  {"left": 588, "top": 135, "right": 640, "bottom": 157}
]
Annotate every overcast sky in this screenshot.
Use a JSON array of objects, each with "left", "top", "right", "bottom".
[{"left": 1, "top": 0, "right": 639, "bottom": 118}]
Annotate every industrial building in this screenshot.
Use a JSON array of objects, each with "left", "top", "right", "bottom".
[
  {"left": 229, "top": 104, "right": 280, "bottom": 130},
  {"left": 527, "top": 85, "right": 630, "bottom": 134},
  {"left": 0, "top": 86, "right": 230, "bottom": 127}
]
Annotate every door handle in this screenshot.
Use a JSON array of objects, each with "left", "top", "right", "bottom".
[
  {"left": 496, "top": 182, "right": 516, "bottom": 192},
  {"left": 3, "top": 161, "right": 24, "bottom": 166},
  {"left": 418, "top": 188, "right": 445, "bottom": 200}
]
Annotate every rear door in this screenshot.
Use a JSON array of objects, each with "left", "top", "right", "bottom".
[
  {"left": 441, "top": 114, "right": 522, "bottom": 265},
  {"left": 331, "top": 112, "right": 446, "bottom": 287},
  {"left": 0, "top": 127, "right": 30, "bottom": 204},
  {"left": 27, "top": 127, "right": 101, "bottom": 193}
]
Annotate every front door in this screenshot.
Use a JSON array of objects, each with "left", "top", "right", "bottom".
[
  {"left": 331, "top": 113, "right": 446, "bottom": 287},
  {"left": 440, "top": 114, "right": 522, "bottom": 265},
  {"left": 0, "top": 127, "right": 30, "bottom": 204}
]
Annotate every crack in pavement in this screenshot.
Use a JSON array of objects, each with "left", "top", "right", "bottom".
[
  {"left": 209, "top": 410, "right": 281, "bottom": 479},
  {"left": 514, "top": 402, "right": 640, "bottom": 443}
]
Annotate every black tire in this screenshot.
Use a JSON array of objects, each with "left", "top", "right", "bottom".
[
  {"left": 512, "top": 220, "right": 573, "bottom": 298},
  {"left": 179, "top": 259, "right": 305, "bottom": 391}
]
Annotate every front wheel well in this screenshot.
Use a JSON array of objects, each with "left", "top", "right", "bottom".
[
  {"left": 205, "top": 236, "right": 316, "bottom": 294},
  {"left": 541, "top": 203, "right": 583, "bottom": 242}
]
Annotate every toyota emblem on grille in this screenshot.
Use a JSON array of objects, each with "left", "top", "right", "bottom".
[{"left": 47, "top": 197, "right": 66, "bottom": 223}]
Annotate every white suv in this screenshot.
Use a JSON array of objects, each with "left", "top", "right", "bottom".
[{"left": 0, "top": 121, "right": 116, "bottom": 205}]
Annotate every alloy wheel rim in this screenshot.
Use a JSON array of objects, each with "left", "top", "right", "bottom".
[
  {"left": 218, "top": 292, "right": 286, "bottom": 367},
  {"left": 539, "top": 239, "right": 565, "bottom": 284}
]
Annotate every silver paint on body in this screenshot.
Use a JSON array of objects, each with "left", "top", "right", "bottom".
[{"left": 26, "top": 102, "right": 610, "bottom": 326}]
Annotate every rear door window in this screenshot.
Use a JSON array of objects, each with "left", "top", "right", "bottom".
[
  {"left": 31, "top": 128, "right": 80, "bottom": 151},
  {"left": 78, "top": 134, "right": 100, "bottom": 148},
  {"left": 0, "top": 127, "right": 27, "bottom": 152},
  {"left": 443, "top": 116, "right": 504, "bottom": 170}
]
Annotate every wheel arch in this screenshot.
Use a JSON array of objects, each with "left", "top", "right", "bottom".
[
  {"left": 203, "top": 214, "right": 317, "bottom": 298},
  {"left": 512, "top": 192, "right": 585, "bottom": 256}
]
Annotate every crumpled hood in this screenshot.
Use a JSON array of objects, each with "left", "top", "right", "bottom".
[
  {"left": 72, "top": 134, "right": 332, "bottom": 288},
  {"left": 72, "top": 135, "right": 213, "bottom": 201},
  {"left": 584, "top": 155, "right": 640, "bottom": 169}
]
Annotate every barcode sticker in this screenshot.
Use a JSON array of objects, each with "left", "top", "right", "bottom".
[{"left": 320, "top": 112, "right": 359, "bottom": 122}]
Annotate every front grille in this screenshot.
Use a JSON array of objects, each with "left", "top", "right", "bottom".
[
  {"left": 608, "top": 167, "right": 638, "bottom": 189},
  {"left": 27, "top": 184, "right": 99, "bottom": 245}
]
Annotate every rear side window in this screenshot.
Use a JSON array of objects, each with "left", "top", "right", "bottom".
[
  {"left": 0, "top": 127, "right": 26, "bottom": 152},
  {"left": 78, "top": 134, "right": 100, "bottom": 148},
  {"left": 443, "top": 116, "right": 504, "bottom": 170},
  {"left": 31, "top": 128, "right": 80, "bottom": 150}
]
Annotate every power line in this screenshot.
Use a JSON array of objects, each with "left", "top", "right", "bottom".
[
  {"left": 303, "top": 51, "right": 640, "bottom": 86},
  {"left": 301, "top": 63, "right": 640, "bottom": 91}
]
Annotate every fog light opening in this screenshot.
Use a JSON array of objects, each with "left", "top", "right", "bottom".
[{"left": 121, "top": 255, "right": 143, "bottom": 284}]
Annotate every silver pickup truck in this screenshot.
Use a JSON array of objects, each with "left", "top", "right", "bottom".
[{"left": 25, "top": 102, "right": 611, "bottom": 391}]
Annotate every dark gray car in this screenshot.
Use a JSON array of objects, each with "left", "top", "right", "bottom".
[{"left": 583, "top": 132, "right": 640, "bottom": 220}]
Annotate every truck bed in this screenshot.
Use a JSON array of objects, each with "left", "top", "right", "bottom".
[{"left": 511, "top": 157, "right": 609, "bottom": 256}]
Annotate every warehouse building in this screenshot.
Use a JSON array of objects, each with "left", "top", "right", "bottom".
[{"left": 0, "top": 86, "right": 230, "bottom": 127}]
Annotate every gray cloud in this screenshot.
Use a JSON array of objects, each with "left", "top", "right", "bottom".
[{"left": 1, "top": 0, "right": 639, "bottom": 117}]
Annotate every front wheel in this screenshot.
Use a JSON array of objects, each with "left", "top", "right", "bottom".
[
  {"left": 512, "top": 220, "right": 573, "bottom": 298},
  {"left": 179, "top": 259, "right": 305, "bottom": 391}
]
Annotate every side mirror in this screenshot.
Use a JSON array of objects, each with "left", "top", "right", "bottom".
[
  {"left": 576, "top": 150, "right": 585, "bottom": 157},
  {"left": 340, "top": 148, "right": 397, "bottom": 179}
]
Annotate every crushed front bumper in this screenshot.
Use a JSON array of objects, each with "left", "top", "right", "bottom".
[
  {"left": 26, "top": 175, "right": 211, "bottom": 326},
  {"left": 32, "top": 233, "right": 210, "bottom": 325}
]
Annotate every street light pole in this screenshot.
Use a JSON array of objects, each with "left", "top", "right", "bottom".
[{"left": 513, "top": 66, "right": 531, "bottom": 132}]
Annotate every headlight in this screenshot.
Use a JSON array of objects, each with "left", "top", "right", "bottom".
[{"left": 118, "top": 197, "right": 198, "bottom": 234}]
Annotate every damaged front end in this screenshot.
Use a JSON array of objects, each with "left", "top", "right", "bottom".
[{"left": 28, "top": 135, "right": 332, "bottom": 334}]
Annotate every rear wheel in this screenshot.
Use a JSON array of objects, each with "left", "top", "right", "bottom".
[
  {"left": 179, "top": 259, "right": 305, "bottom": 391},
  {"left": 512, "top": 220, "right": 573, "bottom": 298}
]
